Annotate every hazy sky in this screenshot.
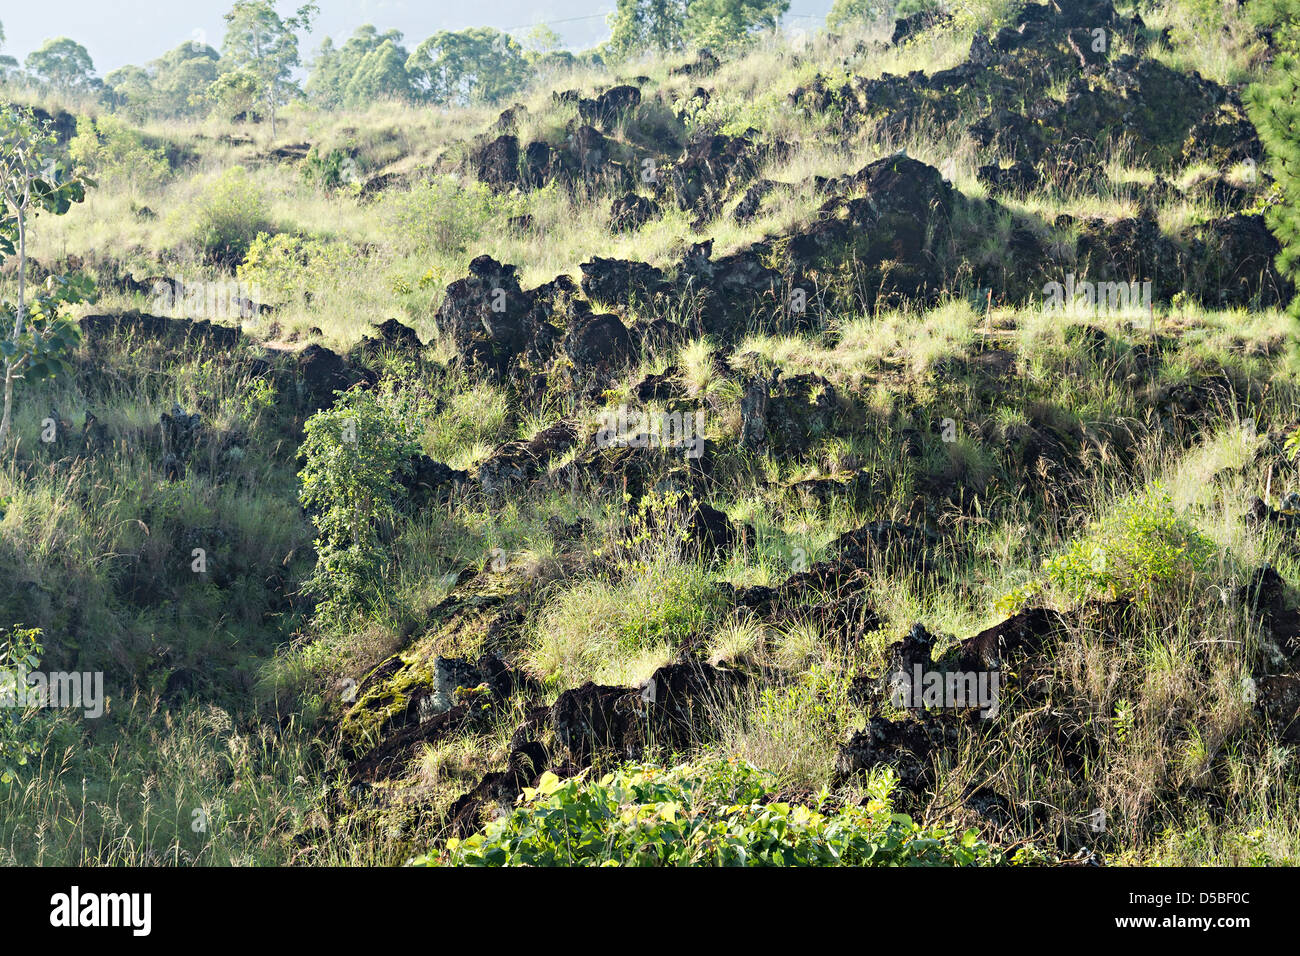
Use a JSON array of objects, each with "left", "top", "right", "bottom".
[{"left": 1, "top": 1, "right": 835, "bottom": 74}]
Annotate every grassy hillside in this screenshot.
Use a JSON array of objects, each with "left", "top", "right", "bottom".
[{"left": 2, "top": 0, "right": 1299, "bottom": 866}]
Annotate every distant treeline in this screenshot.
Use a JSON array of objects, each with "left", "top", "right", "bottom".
[{"left": 0, "top": 0, "right": 905, "bottom": 120}]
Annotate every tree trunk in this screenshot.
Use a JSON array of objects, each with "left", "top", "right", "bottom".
[{"left": 0, "top": 201, "right": 26, "bottom": 449}]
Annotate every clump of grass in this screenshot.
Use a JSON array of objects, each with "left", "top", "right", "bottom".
[{"left": 528, "top": 557, "right": 728, "bottom": 687}]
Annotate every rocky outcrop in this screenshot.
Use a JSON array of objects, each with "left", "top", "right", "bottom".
[{"left": 608, "top": 192, "right": 661, "bottom": 232}]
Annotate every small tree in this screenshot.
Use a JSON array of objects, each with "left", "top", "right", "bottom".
[
  {"left": 298, "top": 390, "right": 420, "bottom": 624},
  {"left": 0, "top": 625, "right": 43, "bottom": 784},
  {"left": 0, "top": 106, "right": 94, "bottom": 450},
  {"left": 208, "top": 68, "right": 264, "bottom": 124},
  {"left": 221, "top": 0, "right": 318, "bottom": 140}
]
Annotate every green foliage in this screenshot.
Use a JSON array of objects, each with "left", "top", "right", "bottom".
[
  {"left": 827, "top": 0, "right": 892, "bottom": 30},
  {"left": 103, "top": 65, "right": 155, "bottom": 120},
  {"left": 298, "top": 390, "right": 421, "bottom": 625},
  {"left": 754, "top": 663, "right": 858, "bottom": 737},
  {"left": 685, "top": 0, "right": 790, "bottom": 50},
  {"left": 188, "top": 165, "right": 272, "bottom": 266},
  {"left": 220, "top": 0, "right": 319, "bottom": 134},
  {"left": 0, "top": 273, "right": 91, "bottom": 379},
  {"left": 897, "top": 0, "right": 942, "bottom": 15},
  {"left": 23, "top": 37, "right": 95, "bottom": 94},
  {"left": 606, "top": 0, "right": 689, "bottom": 60},
  {"left": 0, "top": 625, "right": 44, "bottom": 785},
  {"left": 1043, "top": 485, "right": 1216, "bottom": 603},
  {"left": 69, "top": 115, "right": 170, "bottom": 190},
  {"left": 301, "top": 146, "right": 360, "bottom": 191},
  {"left": 1246, "top": 0, "right": 1300, "bottom": 317},
  {"left": 308, "top": 25, "right": 414, "bottom": 108},
  {"left": 418, "top": 758, "right": 1008, "bottom": 866},
  {"left": 1112, "top": 697, "right": 1134, "bottom": 743},
  {"left": 0, "top": 105, "right": 94, "bottom": 448},
  {"left": 405, "top": 28, "right": 530, "bottom": 106},
  {"left": 382, "top": 175, "right": 521, "bottom": 258},
  {"left": 606, "top": 0, "right": 790, "bottom": 56},
  {"left": 207, "top": 69, "right": 264, "bottom": 122},
  {"left": 148, "top": 42, "right": 222, "bottom": 118},
  {"left": 1249, "top": 0, "right": 1300, "bottom": 56},
  {"left": 522, "top": 24, "right": 565, "bottom": 56},
  {"left": 950, "top": 0, "right": 1025, "bottom": 31},
  {"left": 237, "top": 230, "right": 356, "bottom": 302}
]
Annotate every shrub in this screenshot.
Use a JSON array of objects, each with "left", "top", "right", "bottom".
[
  {"left": 68, "top": 115, "right": 170, "bottom": 191},
  {"left": 1246, "top": 0, "right": 1300, "bottom": 317},
  {"left": 298, "top": 390, "right": 421, "bottom": 625},
  {"left": 382, "top": 175, "right": 519, "bottom": 259},
  {"left": 416, "top": 758, "right": 1010, "bottom": 866},
  {"left": 237, "top": 231, "right": 357, "bottom": 305},
  {"left": 301, "top": 146, "right": 360, "bottom": 192},
  {"left": 0, "top": 625, "right": 44, "bottom": 784},
  {"left": 189, "top": 166, "right": 271, "bottom": 267},
  {"left": 1043, "top": 484, "right": 1217, "bottom": 604}
]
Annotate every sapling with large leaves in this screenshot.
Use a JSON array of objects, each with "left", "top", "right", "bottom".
[{"left": 0, "top": 106, "right": 94, "bottom": 449}]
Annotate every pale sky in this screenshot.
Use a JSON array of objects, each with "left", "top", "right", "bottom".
[{"left": 1, "top": 1, "right": 835, "bottom": 74}]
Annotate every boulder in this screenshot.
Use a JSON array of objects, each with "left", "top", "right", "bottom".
[
  {"left": 608, "top": 193, "right": 661, "bottom": 232},
  {"left": 565, "top": 311, "right": 636, "bottom": 376}
]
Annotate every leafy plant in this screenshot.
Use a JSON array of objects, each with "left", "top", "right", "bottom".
[
  {"left": 301, "top": 146, "right": 360, "bottom": 191},
  {"left": 0, "top": 625, "right": 44, "bottom": 785},
  {"left": 0, "top": 105, "right": 94, "bottom": 449},
  {"left": 220, "top": 0, "right": 318, "bottom": 139},
  {"left": 1043, "top": 485, "right": 1216, "bottom": 604},
  {"left": 68, "top": 114, "right": 170, "bottom": 190},
  {"left": 237, "top": 231, "right": 356, "bottom": 303},
  {"left": 382, "top": 175, "right": 520, "bottom": 259},
  {"left": 416, "top": 758, "right": 1011, "bottom": 866},
  {"left": 189, "top": 165, "right": 272, "bottom": 267},
  {"left": 1246, "top": 2, "right": 1300, "bottom": 318},
  {"left": 298, "top": 389, "right": 421, "bottom": 625}
]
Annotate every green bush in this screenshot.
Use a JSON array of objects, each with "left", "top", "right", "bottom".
[
  {"left": 416, "top": 758, "right": 1010, "bottom": 866},
  {"left": 298, "top": 390, "right": 421, "bottom": 625},
  {"left": 301, "top": 146, "right": 361, "bottom": 192},
  {"left": 68, "top": 115, "right": 170, "bottom": 191},
  {"left": 382, "top": 175, "right": 520, "bottom": 259},
  {"left": 0, "top": 625, "right": 44, "bottom": 784},
  {"left": 1044, "top": 485, "right": 1216, "bottom": 604},
  {"left": 237, "top": 231, "right": 357, "bottom": 305},
  {"left": 189, "top": 166, "right": 272, "bottom": 267}
]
